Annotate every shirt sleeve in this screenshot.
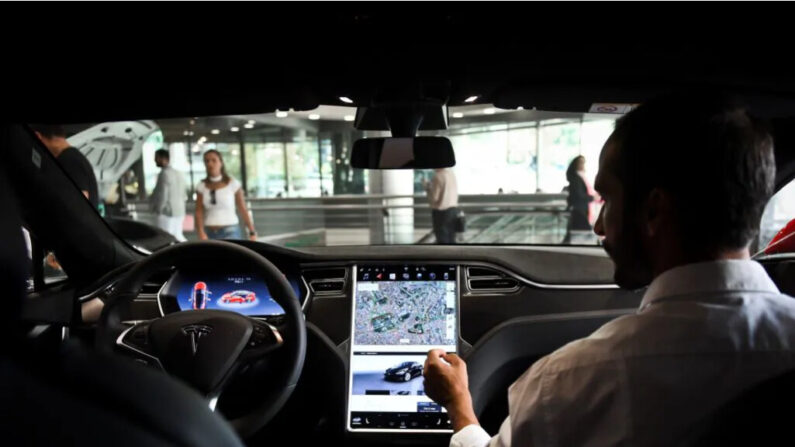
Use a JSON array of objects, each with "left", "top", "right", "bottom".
[
  {"left": 507, "top": 339, "right": 630, "bottom": 447},
  {"left": 150, "top": 170, "right": 169, "bottom": 212},
  {"left": 450, "top": 418, "right": 512, "bottom": 447},
  {"left": 230, "top": 178, "right": 242, "bottom": 193},
  {"left": 448, "top": 357, "right": 558, "bottom": 447},
  {"left": 177, "top": 172, "right": 187, "bottom": 201}
]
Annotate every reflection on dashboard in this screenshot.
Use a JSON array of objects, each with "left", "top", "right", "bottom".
[{"left": 159, "top": 271, "right": 303, "bottom": 317}]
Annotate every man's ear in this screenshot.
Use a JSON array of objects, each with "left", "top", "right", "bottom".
[{"left": 644, "top": 188, "right": 671, "bottom": 238}]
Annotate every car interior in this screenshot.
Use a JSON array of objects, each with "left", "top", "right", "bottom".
[{"left": 2, "top": 8, "right": 795, "bottom": 447}]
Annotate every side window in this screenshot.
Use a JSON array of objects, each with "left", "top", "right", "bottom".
[
  {"left": 44, "top": 251, "right": 69, "bottom": 285},
  {"left": 22, "top": 227, "right": 33, "bottom": 292},
  {"left": 23, "top": 227, "right": 69, "bottom": 291},
  {"left": 759, "top": 179, "right": 795, "bottom": 254}
]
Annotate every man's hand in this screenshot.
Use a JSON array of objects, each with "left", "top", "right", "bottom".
[{"left": 423, "top": 349, "right": 480, "bottom": 432}]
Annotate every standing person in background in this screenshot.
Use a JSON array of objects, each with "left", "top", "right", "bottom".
[
  {"left": 195, "top": 150, "right": 257, "bottom": 241},
  {"left": 563, "top": 156, "right": 595, "bottom": 243},
  {"left": 31, "top": 124, "right": 99, "bottom": 210},
  {"left": 150, "top": 149, "right": 187, "bottom": 241},
  {"left": 425, "top": 167, "right": 459, "bottom": 244}
]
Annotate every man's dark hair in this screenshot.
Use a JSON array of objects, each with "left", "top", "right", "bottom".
[
  {"left": 29, "top": 124, "right": 66, "bottom": 139},
  {"left": 610, "top": 91, "right": 775, "bottom": 254},
  {"left": 154, "top": 149, "right": 170, "bottom": 161}
]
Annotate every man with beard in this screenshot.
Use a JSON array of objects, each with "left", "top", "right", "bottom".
[{"left": 423, "top": 92, "right": 795, "bottom": 446}]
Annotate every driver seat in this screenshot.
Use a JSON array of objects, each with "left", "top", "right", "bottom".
[{"left": 0, "top": 148, "right": 244, "bottom": 446}]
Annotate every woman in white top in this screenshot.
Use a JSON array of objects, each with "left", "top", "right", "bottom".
[{"left": 195, "top": 150, "right": 257, "bottom": 241}]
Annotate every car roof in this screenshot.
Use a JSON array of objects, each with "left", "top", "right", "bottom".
[
  {"left": 7, "top": 9, "right": 795, "bottom": 123},
  {"left": 7, "top": 8, "right": 795, "bottom": 188}
]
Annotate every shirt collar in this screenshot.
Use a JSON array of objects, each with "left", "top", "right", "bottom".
[{"left": 639, "top": 260, "right": 780, "bottom": 311}]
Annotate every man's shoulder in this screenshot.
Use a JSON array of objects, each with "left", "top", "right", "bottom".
[
  {"left": 532, "top": 309, "right": 700, "bottom": 375},
  {"left": 58, "top": 147, "right": 94, "bottom": 176},
  {"left": 538, "top": 292, "right": 795, "bottom": 375},
  {"left": 162, "top": 167, "right": 180, "bottom": 180},
  {"left": 537, "top": 315, "right": 636, "bottom": 374},
  {"left": 59, "top": 147, "right": 87, "bottom": 164}
]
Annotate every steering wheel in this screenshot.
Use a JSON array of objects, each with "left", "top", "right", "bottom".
[{"left": 96, "top": 240, "right": 306, "bottom": 438}]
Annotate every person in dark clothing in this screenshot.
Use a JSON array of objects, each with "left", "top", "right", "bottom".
[
  {"left": 31, "top": 124, "right": 99, "bottom": 210},
  {"left": 564, "top": 156, "right": 594, "bottom": 243}
]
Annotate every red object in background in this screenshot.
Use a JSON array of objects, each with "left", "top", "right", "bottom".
[
  {"left": 192, "top": 282, "right": 208, "bottom": 309},
  {"left": 765, "top": 219, "right": 795, "bottom": 255},
  {"left": 220, "top": 290, "right": 256, "bottom": 304}
]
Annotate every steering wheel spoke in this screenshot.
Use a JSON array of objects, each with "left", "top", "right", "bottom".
[
  {"left": 240, "top": 320, "right": 284, "bottom": 360},
  {"left": 116, "top": 322, "right": 164, "bottom": 370}
]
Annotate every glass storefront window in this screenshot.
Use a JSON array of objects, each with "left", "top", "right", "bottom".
[
  {"left": 538, "top": 122, "right": 581, "bottom": 193},
  {"left": 61, "top": 106, "right": 621, "bottom": 248}
]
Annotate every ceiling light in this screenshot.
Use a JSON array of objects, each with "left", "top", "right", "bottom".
[
  {"left": 340, "top": 96, "right": 354, "bottom": 104},
  {"left": 247, "top": 120, "right": 255, "bottom": 125},
  {"left": 465, "top": 96, "right": 479, "bottom": 103},
  {"left": 189, "top": 120, "right": 196, "bottom": 126},
  {"left": 452, "top": 112, "right": 464, "bottom": 119},
  {"left": 183, "top": 130, "right": 190, "bottom": 136},
  {"left": 276, "top": 111, "right": 289, "bottom": 118},
  {"left": 483, "top": 108, "right": 496, "bottom": 115},
  {"left": 309, "top": 114, "right": 320, "bottom": 120},
  {"left": 344, "top": 115, "right": 355, "bottom": 122},
  {"left": 244, "top": 123, "right": 254, "bottom": 129},
  {"left": 211, "top": 129, "right": 220, "bottom": 135},
  {"left": 230, "top": 127, "right": 240, "bottom": 132}
]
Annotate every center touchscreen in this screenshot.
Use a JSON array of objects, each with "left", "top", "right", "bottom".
[{"left": 347, "top": 265, "right": 458, "bottom": 432}]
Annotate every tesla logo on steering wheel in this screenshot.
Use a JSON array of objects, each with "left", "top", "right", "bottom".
[{"left": 181, "top": 324, "right": 213, "bottom": 355}]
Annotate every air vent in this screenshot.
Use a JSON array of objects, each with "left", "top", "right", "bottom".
[
  {"left": 466, "top": 265, "right": 521, "bottom": 292},
  {"left": 470, "top": 278, "right": 520, "bottom": 291},
  {"left": 311, "top": 281, "right": 345, "bottom": 293},
  {"left": 467, "top": 267, "right": 505, "bottom": 278},
  {"left": 137, "top": 270, "right": 174, "bottom": 298},
  {"left": 303, "top": 267, "right": 348, "bottom": 296},
  {"left": 139, "top": 281, "right": 164, "bottom": 295},
  {"left": 303, "top": 268, "right": 346, "bottom": 281}
]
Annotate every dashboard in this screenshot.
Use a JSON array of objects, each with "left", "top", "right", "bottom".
[{"left": 76, "top": 243, "right": 635, "bottom": 444}]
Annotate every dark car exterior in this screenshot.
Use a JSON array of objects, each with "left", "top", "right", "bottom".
[{"left": 384, "top": 361, "right": 423, "bottom": 382}]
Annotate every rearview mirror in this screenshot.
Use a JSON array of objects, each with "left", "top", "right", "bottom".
[{"left": 350, "top": 137, "right": 455, "bottom": 169}]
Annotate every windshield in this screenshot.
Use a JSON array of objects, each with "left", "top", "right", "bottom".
[{"left": 42, "top": 105, "right": 620, "bottom": 251}]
